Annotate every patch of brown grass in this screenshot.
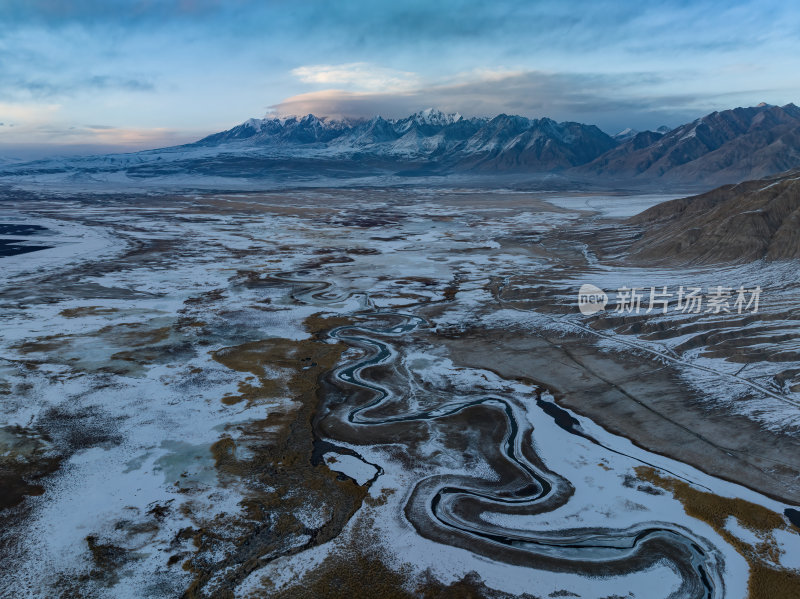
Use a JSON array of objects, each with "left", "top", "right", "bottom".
[
  {"left": 183, "top": 288, "right": 227, "bottom": 305},
  {"left": 248, "top": 504, "right": 541, "bottom": 599},
  {"left": 182, "top": 314, "right": 370, "bottom": 598},
  {"left": 99, "top": 323, "right": 171, "bottom": 347},
  {"left": 212, "top": 341, "right": 289, "bottom": 405},
  {"left": 0, "top": 425, "right": 61, "bottom": 510},
  {"left": 13, "top": 335, "right": 70, "bottom": 353},
  {"left": 59, "top": 306, "right": 119, "bottom": 318},
  {"left": 635, "top": 466, "right": 800, "bottom": 598}
]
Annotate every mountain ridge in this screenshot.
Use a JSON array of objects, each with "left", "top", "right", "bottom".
[
  {"left": 2, "top": 103, "right": 800, "bottom": 189},
  {"left": 191, "top": 108, "right": 618, "bottom": 171},
  {"left": 578, "top": 103, "right": 800, "bottom": 184}
]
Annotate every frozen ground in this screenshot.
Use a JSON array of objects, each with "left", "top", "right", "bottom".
[{"left": 0, "top": 187, "right": 797, "bottom": 598}]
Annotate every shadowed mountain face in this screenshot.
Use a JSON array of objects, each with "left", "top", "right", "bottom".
[
  {"left": 579, "top": 103, "right": 800, "bottom": 185},
  {"left": 626, "top": 168, "right": 800, "bottom": 264}
]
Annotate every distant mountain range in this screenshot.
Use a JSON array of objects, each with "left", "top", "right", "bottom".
[
  {"left": 2, "top": 104, "right": 800, "bottom": 189},
  {"left": 612, "top": 126, "right": 671, "bottom": 142},
  {"left": 192, "top": 108, "right": 619, "bottom": 172}
]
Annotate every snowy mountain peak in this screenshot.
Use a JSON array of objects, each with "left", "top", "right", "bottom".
[
  {"left": 613, "top": 128, "right": 638, "bottom": 141},
  {"left": 238, "top": 109, "right": 467, "bottom": 137},
  {"left": 405, "top": 108, "right": 463, "bottom": 127},
  {"left": 243, "top": 117, "right": 269, "bottom": 131},
  {"left": 614, "top": 126, "right": 671, "bottom": 142}
]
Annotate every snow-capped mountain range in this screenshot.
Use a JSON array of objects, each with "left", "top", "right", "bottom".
[
  {"left": 2, "top": 104, "right": 799, "bottom": 189},
  {"left": 191, "top": 108, "right": 617, "bottom": 168}
]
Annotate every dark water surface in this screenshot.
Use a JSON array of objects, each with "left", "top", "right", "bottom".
[{"left": 0, "top": 223, "right": 53, "bottom": 257}]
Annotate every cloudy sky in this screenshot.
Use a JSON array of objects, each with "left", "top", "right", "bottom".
[{"left": 2, "top": 0, "right": 799, "bottom": 158}]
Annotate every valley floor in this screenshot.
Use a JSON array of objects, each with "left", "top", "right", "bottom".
[{"left": 0, "top": 187, "right": 798, "bottom": 598}]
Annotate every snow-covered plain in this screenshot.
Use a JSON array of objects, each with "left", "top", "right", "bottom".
[{"left": 0, "top": 188, "right": 797, "bottom": 597}]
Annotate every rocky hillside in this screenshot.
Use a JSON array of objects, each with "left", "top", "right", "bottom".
[{"left": 627, "top": 168, "right": 800, "bottom": 263}]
